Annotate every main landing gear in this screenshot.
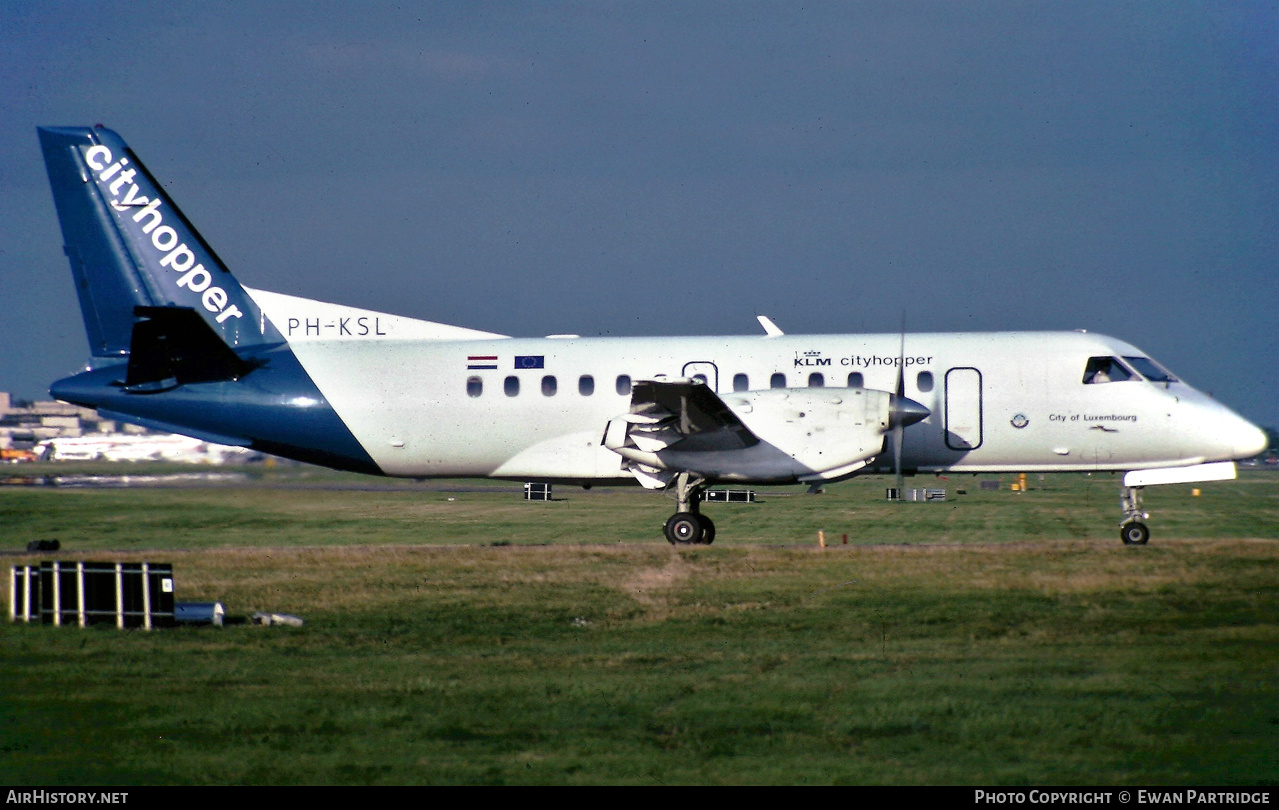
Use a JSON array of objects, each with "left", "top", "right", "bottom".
[
  {"left": 663, "top": 472, "right": 715, "bottom": 545},
  {"left": 1119, "top": 485, "right": 1150, "bottom": 546}
]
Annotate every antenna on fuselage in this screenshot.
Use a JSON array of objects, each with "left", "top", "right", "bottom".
[{"left": 756, "top": 314, "right": 784, "bottom": 337}]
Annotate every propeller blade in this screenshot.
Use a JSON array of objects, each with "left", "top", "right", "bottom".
[
  {"left": 893, "top": 312, "right": 906, "bottom": 496},
  {"left": 894, "top": 313, "right": 906, "bottom": 399},
  {"left": 893, "top": 420, "right": 904, "bottom": 495}
]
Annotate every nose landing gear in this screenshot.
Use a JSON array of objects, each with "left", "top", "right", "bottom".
[
  {"left": 663, "top": 472, "right": 715, "bottom": 545},
  {"left": 1119, "top": 485, "right": 1150, "bottom": 545}
]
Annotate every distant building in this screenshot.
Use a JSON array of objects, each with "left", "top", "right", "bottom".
[
  {"left": 36, "top": 433, "right": 259, "bottom": 464},
  {"left": 0, "top": 395, "right": 99, "bottom": 450},
  {"left": 0, "top": 391, "right": 264, "bottom": 465}
]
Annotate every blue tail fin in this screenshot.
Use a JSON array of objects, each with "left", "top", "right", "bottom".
[{"left": 38, "top": 126, "right": 279, "bottom": 359}]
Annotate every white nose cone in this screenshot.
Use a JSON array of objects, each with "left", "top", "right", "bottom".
[{"left": 1232, "top": 418, "right": 1269, "bottom": 460}]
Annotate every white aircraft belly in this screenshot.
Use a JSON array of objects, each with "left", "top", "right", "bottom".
[{"left": 489, "top": 431, "right": 625, "bottom": 480}]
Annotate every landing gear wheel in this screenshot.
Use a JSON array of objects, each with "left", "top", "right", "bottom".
[
  {"left": 697, "top": 515, "right": 716, "bottom": 545},
  {"left": 1120, "top": 521, "right": 1150, "bottom": 546},
  {"left": 665, "top": 512, "right": 703, "bottom": 545}
]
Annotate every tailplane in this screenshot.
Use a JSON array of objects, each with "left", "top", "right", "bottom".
[
  {"left": 38, "top": 126, "right": 279, "bottom": 360},
  {"left": 39, "top": 126, "right": 380, "bottom": 475}
]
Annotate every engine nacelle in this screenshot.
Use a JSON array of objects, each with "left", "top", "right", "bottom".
[
  {"left": 604, "top": 385, "right": 903, "bottom": 484},
  {"left": 716, "top": 387, "right": 893, "bottom": 480}
]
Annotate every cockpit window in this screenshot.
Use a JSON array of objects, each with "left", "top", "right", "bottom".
[
  {"left": 1122, "top": 356, "right": 1178, "bottom": 384},
  {"left": 1082, "top": 356, "right": 1136, "bottom": 384}
]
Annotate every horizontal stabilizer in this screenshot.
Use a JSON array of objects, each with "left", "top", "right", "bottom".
[{"left": 124, "top": 307, "right": 257, "bottom": 391}]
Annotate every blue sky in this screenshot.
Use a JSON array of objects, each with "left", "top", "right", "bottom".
[{"left": 2, "top": 2, "right": 1275, "bottom": 427}]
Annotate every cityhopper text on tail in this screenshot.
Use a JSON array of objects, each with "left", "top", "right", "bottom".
[{"left": 38, "top": 125, "right": 1267, "bottom": 545}]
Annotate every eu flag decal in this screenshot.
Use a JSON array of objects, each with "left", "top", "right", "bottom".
[{"left": 514, "top": 355, "right": 545, "bottom": 369}]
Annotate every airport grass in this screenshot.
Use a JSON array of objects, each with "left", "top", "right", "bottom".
[
  {"left": 0, "top": 470, "right": 1276, "bottom": 784},
  {"left": 2, "top": 467, "right": 1276, "bottom": 550}
]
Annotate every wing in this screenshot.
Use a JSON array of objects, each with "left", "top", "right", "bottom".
[{"left": 623, "top": 379, "right": 760, "bottom": 452}]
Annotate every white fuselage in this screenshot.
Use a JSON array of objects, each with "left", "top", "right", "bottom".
[{"left": 251, "top": 291, "right": 1262, "bottom": 483}]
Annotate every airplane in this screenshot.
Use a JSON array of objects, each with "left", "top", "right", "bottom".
[{"left": 36, "top": 125, "right": 1269, "bottom": 546}]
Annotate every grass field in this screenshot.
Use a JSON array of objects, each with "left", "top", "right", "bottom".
[{"left": 1, "top": 467, "right": 1276, "bottom": 785}]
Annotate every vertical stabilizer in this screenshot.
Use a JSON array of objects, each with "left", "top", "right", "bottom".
[{"left": 38, "top": 126, "right": 279, "bottom": 359}]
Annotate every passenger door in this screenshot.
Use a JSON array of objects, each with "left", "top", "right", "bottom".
[{"left": 944, "top": 367, "right": 983, "bottom": 450}]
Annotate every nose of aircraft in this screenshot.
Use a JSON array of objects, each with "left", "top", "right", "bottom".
[
  {"left": 1184, "top": 396, "right": 1268, "bottom": 463},
  {"left": 1230, "top": 416, "right": 1269, "bottom": 460}
]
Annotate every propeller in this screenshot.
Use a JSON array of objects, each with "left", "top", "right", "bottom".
[
  {"left": 893, "top": 314, "right": 906, "bottom": 497},
  {"left": 886, "top": 313, "right": 930, "bottom": 499}
]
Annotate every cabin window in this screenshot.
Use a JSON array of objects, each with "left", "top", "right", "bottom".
[
  {"left": 466, "top": 377, "right": 483, "bottom": 398},
  {"left": 692, "top": 373, "right": 708, "bottom": 386},
  {"left": 916, "top": 371, "right": 933, "bottom": 392},
  {"left": 770, "top": 373, "right": 786, "bottom": 389},
  {"left": 1082, "top": 356, "right": 1135, "bottom": 384},
  {"left": 542, "top": 375, "right": 557, "bottom": 396},
  {"left": 808, "top": 373, "right": 825, "bottom": 387},
  {"left": 505, "top": 376, "right": 520, "bottom": 396},
  {"left": 847, "top": 372, "right": 864, "bottom": 388},
  {"left": 1123, "top": 356, "right": 1178, "bottom": 384},
  {"left": 733, "top": 373, "right": 749, "bottom": 392},
  {"left": 579, "top": 375, "right": 595, "bottom": 396},
  {"left": 616, "top": 375, "right": 632, "bottom": 396}
]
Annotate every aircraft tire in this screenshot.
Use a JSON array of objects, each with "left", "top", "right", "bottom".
[
  {"left": 665, "top": 512, "right": 703, "bottom": 545},
  {"left": 1120, "top": 521, "right": 1150, "bottom": 546},
  {"left": 697, "top": 515, "right": 716, "bottom": 545}
]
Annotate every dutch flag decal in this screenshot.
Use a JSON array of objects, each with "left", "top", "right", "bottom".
[{"left": 467, "top": 356, "right": 498, "bottom": 370}]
